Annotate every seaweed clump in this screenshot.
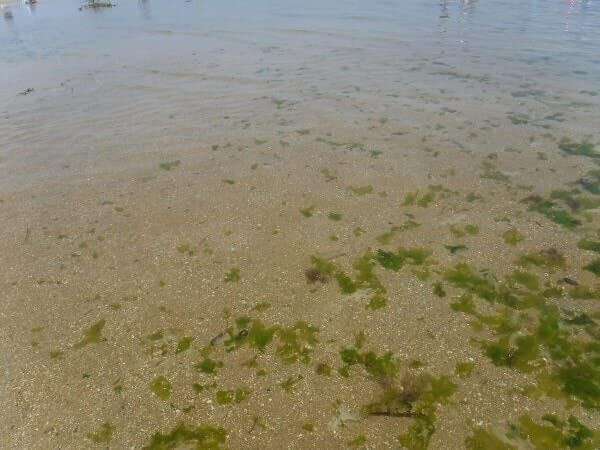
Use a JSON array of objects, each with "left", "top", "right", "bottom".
[{"left": 144, "top": 423, "right": 227, "bottom": 450}]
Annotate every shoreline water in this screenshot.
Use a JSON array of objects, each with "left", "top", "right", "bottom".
[{"left": 1, "top": 1, "right": 599, "bottom": 448}]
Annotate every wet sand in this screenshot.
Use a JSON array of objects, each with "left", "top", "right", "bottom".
[{"left": 1, "top": 0, "right": 599, "bottom": 448}]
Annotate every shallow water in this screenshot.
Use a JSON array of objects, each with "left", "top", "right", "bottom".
[{"left": 1, "top": 0, "right": 599, "bottom": 449}]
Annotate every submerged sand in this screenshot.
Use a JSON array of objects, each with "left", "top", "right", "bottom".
[{"left": 1, "top": 0, "right": 599, "bottom": 448}]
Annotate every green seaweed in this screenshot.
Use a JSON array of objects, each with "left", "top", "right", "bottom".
[
  {"left": 87, "top": 423, "right": 115, "bottom": 444},
  {"left": 148, "top": 329, "right": 164, "bottom": 340},
  {"left": 578, "top": 239, "right": 600, "bottom": 253},
  {"left": 275, "top": 321, "right": 319, "bottom": 364},
  {"left": 252, "top": 301, "right": 271, "bottom": 312},
  {"left": 216, "top": 388, "right": 250, "bottom": 405},
  {"left": 526, "top": 198, "right": 581, "bottom": 229},
  {"left": 351, "top": 185, "right": 373, "bottom": 196},
  {"left": 302, "top": 423, "right": 315, "bottom": 432},
  {"left": 508, "top": 271, "right": 540, "bottom": 291},
  {"left": 176, "top": 243, "right": 194, "bottom": 255},
  {"left": 455, "top": 362, "right": 475, "bottom": 378},
  {"left": 444, "top": 264, "right": 496, "bottom": 301},
  {"left": 281, "top": 374, "right": 304, "bottom": 393},
  {"left": 328, "top": 212, "right": 342, "bottom": 221},
  {"left": 558, "top": 138, "right": 598, "bottom": 158},
  {"left": 347, "top": 435, "right": 367, "bottom": 447},
  {"left": 376, "top": 247, "right": 432, "bottom": 271},
  {"left": 403, "top": 192, "right": 418, "bottom": 206},
  {"left": 397, "top": 375, "right": 457, "bottom": 449},
  {"left": 503, "top": 228, "right": 524, "bottom": 246},
  {"left": 445, "top": 244, "right": 467, "bottom": 254},
  {"left": 316, "top": 363, "right": 332, "bottom": 376},
  {"left": 480, "top": 335, "right": 539, "bottom": 372},
  {"left": 518, "top": 249, "right": 566, "bottom": 270},
  {"left": 340, "top": 347, "right": 398, "bottom": 379},
  {"left": 353, "top": 226, "right": 366, "bottom": 237},
  {"left": 465, "top": 224, "right": 479, "bottom": 235},
  {"left": 584, "top": 258, "right": 600, "bottom": 276},
  {"left": 144, "top": 423, "right": 227, "bottom": 450},
  {"left": 465, "top": 428, "right": 516, "bottom": 449},
  {"left": 159, "top": 160, "right": 181, "bottom": 171},
  {"left": 224, "top": 319, "right": 277, "bottom": 352},
  {"left": 196, "top": 354, "right": 224, "bottom": 374},
  {"left": 417, "top": 191, "right": 435, "bottom": 207},
  {"left": 509, "top": 414, "right": 599, "bottom": 449},
  {"left": 300, "top": 205, "right": 316, "bottom": 217},
  {"left": 433, "top": 282, "right": 446, "bottom": 297},
  {"left": 150, "top": 376, "right": 172, "bottom": 400},
  {"left": 224, "top": 268, "right": 240, "bottom": 283},
  {"left": 73, "top": 319, "right": 106, "bottom": 349},
  {"left": 176, "top": 336, "right": 194, "bottom": 354}
]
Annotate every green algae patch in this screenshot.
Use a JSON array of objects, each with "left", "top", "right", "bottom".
[
  {"left": 511, "top": 414, "right": 599, "bottom": 449},
  {"left": 150, "top": 376, "right": 172, "bottom": 400},
  {"left": 50, "top": 349, "right": 64, "bottom": 359},
  {"left": 467, "top": 414, "right": 599, "bottom": 450},
  {"left": 328, "top": 211, "right": 342, "bottom": 221},
  {"left": 481, "top": 161, "right": 510, "bottom": 182},
  {"left": 144, "top": 423, "right": 227, "bottom": 450},
  {"left": 518, "top": 249, "right": 566, "bottom": 270},
  {"left": 73, "top": 319, "right": 106, "bottom": 349},
  {"left": 148, "top": 329, "right": 165, "bottom": 340},
  {"left": 176, "top": 243, "right": 194, "bottom": 255},
  {"left": 417, "top": 191, "right": 435, "bottom": 207},
  {"left": 524, "top": 197, "right": 581, "bottom": 229},
  {"left": 224, "top": 268, "right": 240, "bottom": 282},
  {"left": 403, "top": 191, "right": 418, "bottom": 206},
  {"left": 444, "top": 264, "right": 496, "bottom": 301},
  {"left": 340, "top": 346, "right": 399, "bottom": 380},
  {"left": 445, "top": 244, "right": 467, "bottom": 254},
  {"left": 302, "top": 423, "right": 315, "bottom": 432},
  {"left": 281, "top": 374, "right": 304, "bottom": 393},
  {"left": 300, "top": 205, "right": 316, "bottom": 217},
  {"left": 222, "top": 317, "right": 319, "bottom": 364},
  {"left": 87, "top": 423, "right": 115, "bottom": 444},
  {"left": 176, "top": 336, "right": 194, "bottom": 354},
  {"left": 318, "top": 252, "right": 387, "bottom": 307},
  {"left": 465, "top": 224, "right": 479, "bottom": 235},
  {"left": 446, "top": 259, "right": 600, "bottom": 410},
  {"left": 316, "top": 362, "right": 332, "bottom": 376},
  {"left": 480, "top": 335, "right": 539, "bottom": 372},
  {"left": 321, "top": 168, "right": 337, "bottom": 182},
  {"left": 351, "top": 185, "right": 373, "bottom": 196},
  {"left": 353, "top": 226, "right": 366, "bottom": 237},
  {"left": 465, "top": 428, "right": 516, "bottom": 450},
  {"left": 455, "top": 362, "right": 475, "bottom": 378},
  {"left": 577, "top": 170, "right": 600, "bottom": 195},
  {"left": 347, "top": 435, "right": 367, "bottom": 447},
  {"left": 196, "top": 348, "right": 224, "bottom": 374},
  {"left": 508, "top": 270, "right": 540, "bottom": 291},
  {"left": 569, "top": 285, "right": 600, "bottom": 300},
  {"left": 216, "top": 388, "right": 250, "bottom": 405},
  {"left": 397, "top": 375, "right": 457, "bottom": 449},
  {"left": 578, "top": 238, "right": 600, "bottom": 253},
  {"left": 376, "top": 221, "right": 421, "bottom": 244},
  {"left": 252, "top": 301, "right": 271, "bottom": 312},
  {"left": 224, "top": 318, "right": 277, "bottom": 353},
  {"left": 192, "top": 382, "right": 217, "bottom": 394},
  {"left": 276, "top": 321, "right": 319, "bottom": 364},
  {"left": 583, "top": 258, "right": 600, "bottom": 276},
  {"left": 503, "top": 228, "right": 524, "bottom": 246},
  {"left": 376, "top": 247, "right": 432, "bottom": 271},
  {"left": 433, "top": 282, "right": 446, "bottom": 297},
  {"left": 558, "top": 138, "right": 598, "bottom": 158},
  {"left": 159, "top": 160, "right": 181, "bottom": 171}
]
